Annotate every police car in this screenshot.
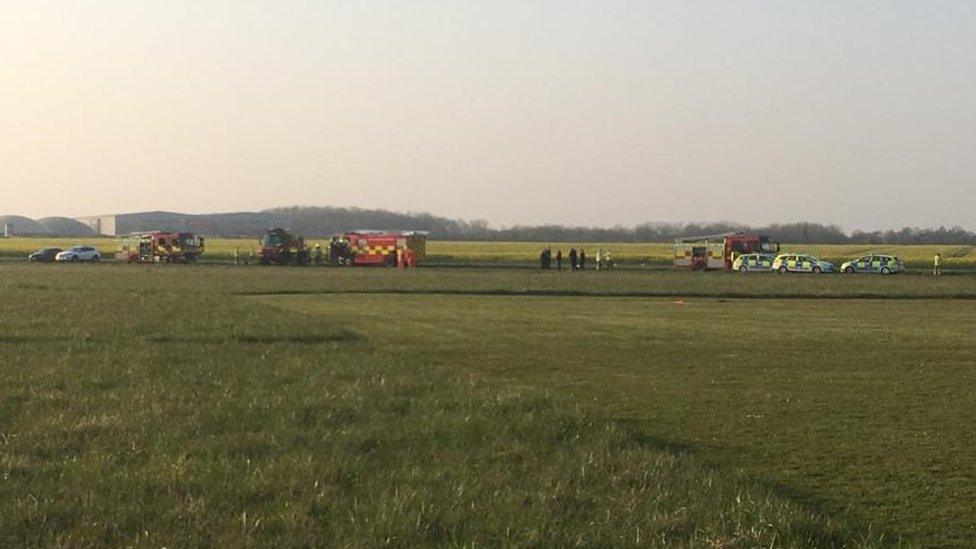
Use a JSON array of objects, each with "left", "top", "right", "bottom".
[
  {"left": 771, "top": 254, "right": 836, "bottom": 274},
  {"left": 732, "top": 253, "right": 776, "bottom": 272},
  {"left": 840, "top": 254, "right": 904, "bottom": 275}
]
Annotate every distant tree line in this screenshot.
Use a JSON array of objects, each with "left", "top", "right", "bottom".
[{"left": 265, "top": 206, "right": 976, "bottom": 244}]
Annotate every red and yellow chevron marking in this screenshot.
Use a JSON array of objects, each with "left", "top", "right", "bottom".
[{"left": 356, "top": 244, "right": 397, "bottom": 256}]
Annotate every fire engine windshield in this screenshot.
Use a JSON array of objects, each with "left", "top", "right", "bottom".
[
  {"left": 759, "top": 238, "right": 780, "bottom": 253},
  {"left": 262, "top": 233, "right": 283, "bottom": 247}
]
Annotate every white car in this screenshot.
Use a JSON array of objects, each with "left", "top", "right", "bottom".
[{"left": 56, "top": 246, "right": 101, "bottom": 263}]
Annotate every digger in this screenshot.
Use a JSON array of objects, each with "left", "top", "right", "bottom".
[{"left": 258, "top": 227, "right": 310, "bottom": 266}]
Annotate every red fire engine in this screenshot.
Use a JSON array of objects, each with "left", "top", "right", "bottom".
[
  {"left": 673, "top": 233, "right": 779, "bottom": 270},
  {"left": 116, "top": 231, "right": 205, "bottom": 263},
  {"left": 332, "top": 231, "right": 427, "bottom": 267}
]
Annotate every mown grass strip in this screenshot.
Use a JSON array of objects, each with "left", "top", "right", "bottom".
[{"left": 237, "top": 287, "right": 976, "bottom": 300}]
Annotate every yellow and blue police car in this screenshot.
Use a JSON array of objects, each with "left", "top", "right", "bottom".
[
  {"left": 732, "top": 253, "right": 776, "bottom": 272},
  {"left": 840, "top": 254, "right": 904, "bottom": 275},
  {"left": 771, "top": 254, "right": 836, "bottom": 274}
]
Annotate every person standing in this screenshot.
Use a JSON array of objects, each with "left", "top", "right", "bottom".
[
  {"left": 234, "top": 247, "right": 241, "bottom": 266},
  {"left": 579, "top": 249, "right": 586, "bottom": 271},
  {"left": 934, "top": 253, "right": 942, "bottom": 276},
  {"left": 540, "top": 248, "right": 547, "bottom": 270},
  {"left": 556, "top": 249, "right": 563, "bottom": 270},
  {"left": 569, "top": 248, "right": 578, "bottom": 271},
  {"left": 596, "top": 248, "right": 603, "bottom": 270}
]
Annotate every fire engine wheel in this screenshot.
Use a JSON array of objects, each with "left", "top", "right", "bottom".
[
  {"left": 384, "top": 254, "right": 396, "bottom": 267},
  {"left": 778, "top": 266, "right": 787, "bottom": 274},
  {"left": 811, "top": 266, "right": 821, "bottom": 274}
]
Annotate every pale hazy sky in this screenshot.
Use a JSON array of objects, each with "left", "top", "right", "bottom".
[{"left": 2, "top": 1, "right": 975, "bottom": 230}]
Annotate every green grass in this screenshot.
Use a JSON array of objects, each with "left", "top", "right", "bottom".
[
  {"left": 4, "top": 264, "right": 976, "bottom": 544},
  {"left": 2, "top": 236, "right": 973, "bottom": 269}
]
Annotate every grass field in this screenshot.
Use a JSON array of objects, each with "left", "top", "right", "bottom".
[
  {"left": 2, "top": 236, "right": 973, "bottom": 269},
  {"left": 3, "top": 263, "right": 976, "bottom": 545}
]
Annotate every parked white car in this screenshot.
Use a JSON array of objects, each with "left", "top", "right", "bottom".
[{"left": 56, "top": 246, "right": 101, "bottom": 263}]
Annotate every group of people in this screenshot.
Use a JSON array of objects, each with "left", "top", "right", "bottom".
[
  {"left": 233, "top": 247, "right": 254, "bottom": 265},
  {"left": 327, "top": 236, "right": 353, "bottom": 265},
  {"left": 539, "top": 247, "right": 614, "bottom": 271}
]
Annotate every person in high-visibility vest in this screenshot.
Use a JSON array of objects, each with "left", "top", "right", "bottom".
[{"left": 934, "top": 253, "right": 942, "bottom": 276}]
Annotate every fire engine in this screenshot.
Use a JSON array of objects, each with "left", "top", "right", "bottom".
[
  {"left": 673, "top": 233, "right": 779, "bottom": 271},
  {"left": 332, "top": 231, "right": 427, "bottom": 267},
  {"left": 116, "top": 231, "right": 205, "bottom": 263},
  {"left": 259, "top": 227, "right": 310, "bottom": 266}
]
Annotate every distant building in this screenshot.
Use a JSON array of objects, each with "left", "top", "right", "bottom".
[
  {"left": 0, "top": 215, "right": 50, "bottom": 236},
  {"left": 74, "top": 211, "right": 283, "bottom": 237},
  {"left": 76, "top": 215, "right": 117, "bottom": 236},
  {"left": 37, "top": 217, "right": 96, "bottom": 237}
]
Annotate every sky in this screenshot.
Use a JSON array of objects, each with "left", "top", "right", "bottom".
[{"left": 2, "top": 1, "right": 975, "bottom": 231}]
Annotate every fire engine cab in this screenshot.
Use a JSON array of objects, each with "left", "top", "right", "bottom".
[{"left": 674, "top": 233, "right": 778, "bottom": 271}]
